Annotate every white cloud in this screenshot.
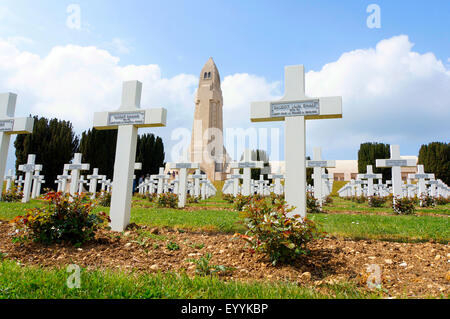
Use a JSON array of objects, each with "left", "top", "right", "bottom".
[
  {"left": 109, "top": 38, "right": 132, "bottom": 55},
  {"left": 304, "top": 35, "right": 450, "bottom": 158},
  {"left": 0, "top": 34, "right": 448, "bottom": 168}
]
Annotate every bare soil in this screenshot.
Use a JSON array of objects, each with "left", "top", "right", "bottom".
[{"left": 0, "top": 220, "right": 448, "bottom": 298}]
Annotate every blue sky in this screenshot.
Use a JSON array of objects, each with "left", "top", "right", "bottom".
[{"left": 0, "top": 0, "right": 449, "bottom": 169}]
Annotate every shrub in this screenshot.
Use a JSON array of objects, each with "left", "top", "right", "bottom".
[
  {"left": 435, "top": 196, "right": 450, "bottom": 205},
  {"left": 222, "top": 194, "right": 235, "bottom": 203},
  {"left": 368, "top": 196, "right": 386, "bottom": 207},
  {"left": 166, "top": 241, "right": 180, "bottom": 251},
  {"left": 237, "top": 198, "right": 321, "bottom": 265},
  {"left": 96, "top": 191, "right": 111, "bottom": 207},
  {"left": 10, "top": 192, "right": 110, "bottom": 245},
  {"left": 156, "top": 193, "right": 178, "bottom": 208},
  {"left": 419, "top": 193, "right": 435, "bottom": 207},
  {"left": 306, "top": 192, "right": 322, "bottom": 214},
  {"left": 351, "top": 195, "right": 367, "bottom": 203},
  {"left": 269, "top": 193, "right": 285, "bottom": 205},
  {"left": 186, "top": 194, "right": 201, "bottom": 204},
  {"left": 392, "top": 196, "right": 416, "bottom": 215},
  {"left": 146, "top": 192, "right": 157, "bottom": 203},
  {"left": 323, "top": 195, "right": 333, "bottom": 206},
  {"left": 1, "top": 187, "right": 23, "bottom": 202},
  {"left": 233, "top": 195, "right": 260, "bottom": 211}
]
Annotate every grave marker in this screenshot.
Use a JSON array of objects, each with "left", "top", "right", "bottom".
[
  {"left": 94, "top": 81, "right": 167, "bottom": 231},
  {"left": 251, "top": 65, "right": 342, "bottom": 218}
]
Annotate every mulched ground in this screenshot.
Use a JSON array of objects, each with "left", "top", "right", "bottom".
[{"left": 0, "top": 220, "right": 448, "bottom": 298}]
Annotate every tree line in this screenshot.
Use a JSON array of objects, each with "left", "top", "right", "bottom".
[
  {"left": 358, "top": 142, "right": 449, "bottom": 184},
  {"left": 14, "top": 116, "right": 165, "bottom": 190}
]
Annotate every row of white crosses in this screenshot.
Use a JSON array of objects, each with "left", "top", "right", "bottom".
[
  {"left": 251, "top": 65, "right": 342, "bottom": 218},
  {"left": 307, "top": 147, "right": 336, "bottom": 206}
]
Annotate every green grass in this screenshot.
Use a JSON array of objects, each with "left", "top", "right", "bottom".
[
  {"left": 0, "top": 259, "right": 381, "bottom": 299},
  {"left": 0, "top": 196, "right": 448, "bottom": 243},
  {"left": 310, "top": 213, "right": 450, "bottom": 243}
]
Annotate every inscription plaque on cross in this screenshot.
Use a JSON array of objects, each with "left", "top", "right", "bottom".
[
  {"left": 94, "top": 81, "right": 167, "bottom": 231},
  {"left": 0, "top": 93, "right": 34, "bottom": 198},
  {"left": 357, "top": 165, "right": 382, "bottom": 197},
  {"left": 251, "top": 65, "right": 342, "bottom": 218},
  {"left": 376, "top": 145, "right": 416, "bottom": 201}
]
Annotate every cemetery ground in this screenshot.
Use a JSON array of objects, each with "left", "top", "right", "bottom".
[{"left": 0, "top": 183, "right": 449, "bottom": 299}]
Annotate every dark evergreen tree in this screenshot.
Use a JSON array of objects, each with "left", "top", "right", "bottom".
[
  {"left": 79, "top": 129, "right": 117, "bottom": 180},
  {"left": 79, "top": 130, "right": 165, "bottom": 180},
  {"left": 14, "top": 116, "right": 79, "bottom": 190},
  {"left": 418, "top": 142, "right": 449, "bottom": 185},
  {"left": 239, "top": 149, "right": 270, "bottom": 180},
  {"left": 357, "top": 142, "right": 391, "bottom": 181}
]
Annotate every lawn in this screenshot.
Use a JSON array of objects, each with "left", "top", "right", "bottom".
[
  {"left": 0, "top": 259, "right": 382, "bottom": 299},
  {"left": 0, "top": 195, "right": 448, "bottom": 243}
]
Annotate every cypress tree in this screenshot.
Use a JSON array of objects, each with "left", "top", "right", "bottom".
[
  {"left": 418, "top": 142, "right": 449, "bottom": 184},
  {"left": 14, "top": 116, "right": 79, "bottom": 190},
  {"left": 357, "top": 142, "right": 391, "bottom": 181}
]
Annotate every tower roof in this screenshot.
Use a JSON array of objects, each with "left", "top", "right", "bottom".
[{"left": 200, "top": 57, "right": 221, "bottom": 87}]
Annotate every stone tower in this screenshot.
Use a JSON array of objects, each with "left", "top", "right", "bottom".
[{"left": 190, "top": 57, "right": 228, "bottom": 181}]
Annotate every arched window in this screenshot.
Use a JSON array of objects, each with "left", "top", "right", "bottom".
[
  {"left": 208, "top": 72, "right": 211, "bottom": 78},
  {"left": 204, "top": 72, "right": 208, "bottom": 79}
]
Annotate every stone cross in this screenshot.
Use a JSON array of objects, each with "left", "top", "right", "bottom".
[
  {"left": 87, "top": 168, "right": 105, "bottom": 199},
  {"left": 5, "top": 169, "right": 16, "bottom": 191},
  {"left": 255, "top": 175, "right": 268, "bottom": 196},
  {"left": 15, "top": 175, "right": 24, "bottom": 191},
  {"left": 357, "top": 165, "right": 382, "bottom": 197},
  {"left": 0, "top": 93, "right": 34, "bottom": 198},
  {"left": 78, "top": 175, "right": 88, "bottom": 193},
  {"left": 227, "top": 169, "right": 243, "bottom": 197},
  {"left": 56, "top": 169, "right": 71, "bottom": 194},
  {"left": 93, "top": 80, "right": 167, "bottom": 231},
  {"left": 99, "top": 176, "right": 108, "bottom": 192},
  {"left": 154, "top": 167, "right": 170, "bottom": 195},
  {"left": 408, "top": 165, "right": 434, "bottom": 198},
  {"left": 55, "top": 178, "right": 63, "bottom": 192},
  {"left": 251, "top": 65, "right": 342, "bottom": 218},
  {"left": 190, "top": 169, "right": 206, "bottom": 197},
  {"left": 268, "top": 170, "right": 284, "bottom": 196},
  {"left": 34, "top": 176, "right": 45, "bottom": 198},
  {"left": 307, "top": 147, "right": 336, "bottom": 206},
  {"left": 376, "top": 145, "right": 416, "bottom": 201},
  {"left": 18, "top": 154, "right": 42, "bottom": 203},
  {"left": 64, "top": 153, "right": 90, "bottom": 196},
  {"left": 167, "top": 161, "right": 200, "bottom": 208},
  {"left": 230, "top": 149, "right": 264, "bottom": 196},
  {"left": 31, "top": 171, "right": 44, "bottom": 199}
]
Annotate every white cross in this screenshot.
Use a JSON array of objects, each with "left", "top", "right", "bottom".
[
  {"left": 357, "top": 165, "right": 382, "bottom": 197},
  {"left": 376, "top": 145, "right": 416, "bottom": 201},
  {"left": 15, "top": 175, "right": 24, "bottom": 191},
  {"left": 93, "top": 80, "right": 167, "bottom": 231},
  {"left": 408, "top": 165, "right": 434, "bottom": 198},
  {"left": 268, "top": 169, "right": 284, "bottom": 196},
  {"left": 190, "top": 169, "right": 207, "bottom": 197},
  {"left": 0, "top": 93, "right": 34, "bottom": 197},
  {"left": 307, "top": 147, "right": 336, "bottom": 206},
  {"left": 251, "top": 66, "right": 342, "bottom": 218},
  {"left": 87, "top": 168, "right": 105, "bottom": 199},
  {"left": 154, "top": 167, "right": 170, "bottom": 195},
  {"left": 230, "top": 149, "right": 264, "bottom": 196},
  {"left": 34, "top": 176, "right": 45, "bottom": 198},
  {"left": 254, "top": 175, "right": 268, "bottom": 196},
  {"left": 78, "top": 175, "right": 88, "bottom": 193},
  {"left": 167, "top": 161, "right": 200, "bottom": 208},
  {"left": 227, "top": 169, "right": 243, "bottom": 197},
  {"left": 64, "top": 153, "right": 90, "bottom": 196},
  {"left": 18, "top": 154, "right": 42, "bottom": 203},
  {"left": 31, "top": 171, "right": 44, "bottom": 199},
  {"left": 56, "top": 169, "right": 71, "bottom": 194},
  {"left": 5, "top": 169, "right": 16, "bottom": 191}
]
